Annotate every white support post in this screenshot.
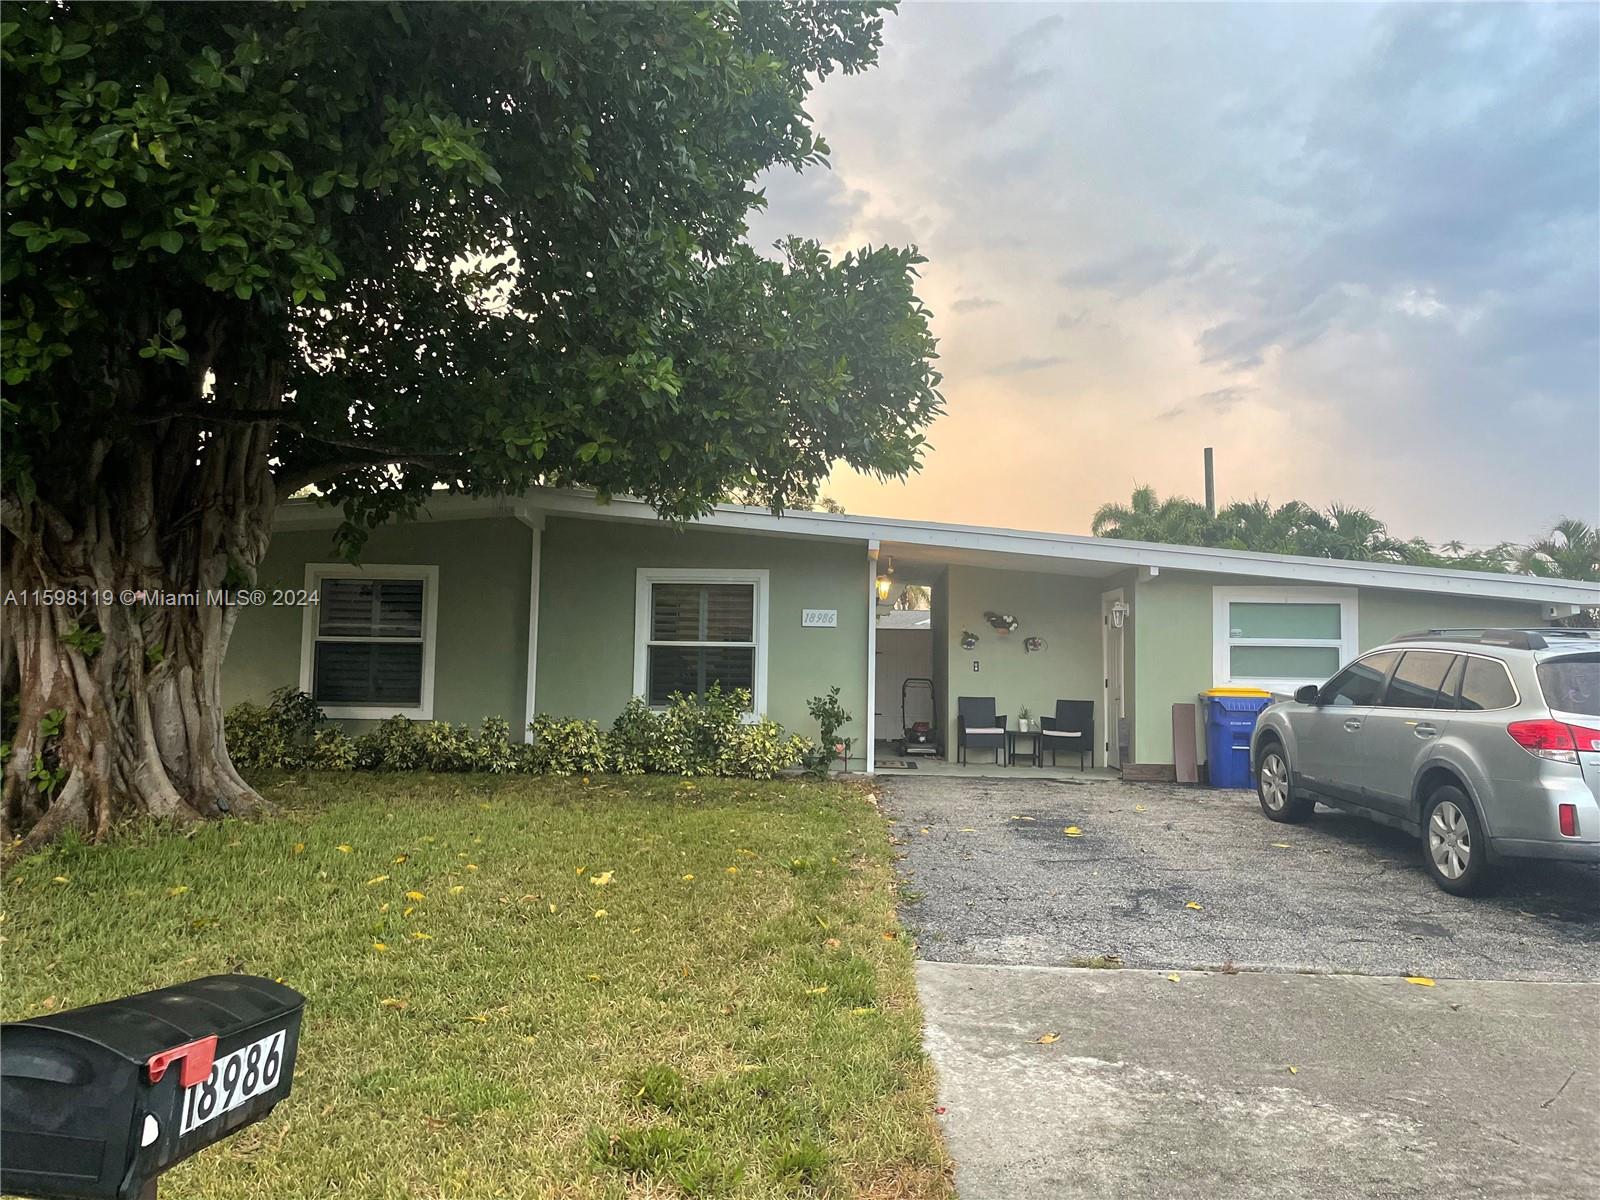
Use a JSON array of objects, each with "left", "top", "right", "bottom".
[
  {"left": 866, "top": 540, "right": 879, "bottom": 775},
  {"left": 514, "top": 506, "right": 545, "bottom": 743}
]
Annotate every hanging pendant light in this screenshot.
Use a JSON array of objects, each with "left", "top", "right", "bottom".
[{"left": 875, "top": 556, "right": 895, "bottom": 602}]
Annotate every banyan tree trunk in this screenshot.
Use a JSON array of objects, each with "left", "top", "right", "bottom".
[{"left": 2, "top": 418, "right": 278, "bottom": 854}]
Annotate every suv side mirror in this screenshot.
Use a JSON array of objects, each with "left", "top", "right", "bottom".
[{"left": 1294, "top": 684, "right": 1321, "bottom": 705}]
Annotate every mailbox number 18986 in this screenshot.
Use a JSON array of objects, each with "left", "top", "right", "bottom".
[{"left": 180, "top": 1029, "right": 286, "bottom": 1135}]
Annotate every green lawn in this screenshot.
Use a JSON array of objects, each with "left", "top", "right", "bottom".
[{"left": 3, "top": 774, "right": 952, "bottom": 1199}]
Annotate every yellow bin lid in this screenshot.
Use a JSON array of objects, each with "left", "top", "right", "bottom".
[{"left": 1204, "top": 687, "right": 1272, "bottom": 697}]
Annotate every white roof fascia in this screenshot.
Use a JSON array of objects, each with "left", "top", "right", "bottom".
[{"left": 271, "top": 488, "right": 1600, "bottom": 607}]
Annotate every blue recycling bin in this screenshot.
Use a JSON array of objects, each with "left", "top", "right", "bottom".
[{"left": 1204, "top": 692, "right": 1273, "bottom": 789}]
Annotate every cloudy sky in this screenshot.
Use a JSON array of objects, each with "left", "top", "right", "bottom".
[{"left": 746, "top": 2, "right": 1599, "bottom": 547}]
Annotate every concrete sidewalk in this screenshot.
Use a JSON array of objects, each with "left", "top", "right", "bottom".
[{"left": 919, "top": 961, "right": 1599, "bottom": 1200}]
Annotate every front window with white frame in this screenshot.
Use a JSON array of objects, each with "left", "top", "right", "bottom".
[
  {"left": 1212, "top": 587, "right": 1358, "bottom": 691},
  {"left": 634, "top": 569, "right": 768, "bottom": 713},
  {"left": 299, "top": 564, "right": 438, "bottom": 719}
]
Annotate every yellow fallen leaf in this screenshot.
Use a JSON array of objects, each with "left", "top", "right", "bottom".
[
  {"left": 1287, "top": 1065, "right": 1298, "bottom": 1075},
  {"left": 852, "top": 1006, "right": 874, "bottom": 1015},
  {"left": 403, "top": 905, "right": 415, "bottom": 917},
  {"left": 464, "top": 1013, "right": 488, "bottom": 1024},
  {"left": 379, "top": 902, "right": 390, "bottom": 913},
  {"left": 448, "top": 885, "right": 465, "bottom": 895},
  {"left": 52, "top": 876, "right": 69, "bottom": 884},
  {"left": 725, "top": 866, "right": 739, "bottom": 875},
  {"left": 593, "top": 909, "right": 607, "bottom": 919},
  {"left": 1166, "top": 972, "right": 1181, "bottom": 982},
  {"left": 548, "top": 902, "right": 557, "bottom": 914},
  {"left": 959, "top": 827, "right": 977, "bottom": 832},
  {"left": 405, "top": 890, "right": 425, "bottom": 902},
  {"left": 1405, "top": 976, "right": 1436, "bottom": 987},
  {"left": 1063, "top": 826, "right": 1083, "bottom": 837},
  {"left": 589, "top": 871, "right": 613, "bottom": 886},
  {"left": 1185, "top": 901, "right": 1203, "bottom": 911},
  {"left": 393, "top": 855, "right": 408, "bottom": 864},
  {"left": 379, "top": 998, "right": 406, "bottom": 1010},
  {"left": 336, "top": 845, "right": 352, "bottom": 854},
  {"left": 410, "top": 931, "right": 432, "bottom": 941},
  {"left": 576, "top": 865, "right": 587, "bottom": 875},
  {"left": 1133, "top": 804, "right": 1147, "bottom": 813},
  {"left": 920, "top": 827, "right": 930, "bottom": 833},
  {"left": 1036, "top": 1032, "right": 1060, "bottom": 1044},
  {"left": 167, "top": 885, "right": 190, "bottom": 897},
  {"left": 882, "top": 931, "right": 898, "bottom": 940},
  {"left": 365, "top": 875, "right": 390, "bottom": 886},
  {"left": 372, "top": 942, "right": 388, "bottom": 953},
  {"left": 292, "top": 843, "right": 306, "bottom": 854},
  {"left": 805, "top": 985, "right": 829, "bottom": 995},
  {"left": 1272, "top": 842, "right": 1292, "bottom": 849},
  {"left": 465, "top": 863, "right": 479, "bottom": 872},
  {"left": 681, "top": 873, "right": 694, "bottom": 881}
]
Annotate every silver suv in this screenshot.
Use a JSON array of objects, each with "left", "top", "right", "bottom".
[{"left": 1251, "top": 628, "right": 1600, "bottom": 895}]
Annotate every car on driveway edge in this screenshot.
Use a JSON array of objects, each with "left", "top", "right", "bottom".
[{"left": 1251, "top": 627, "right": 1600, "bottom": 895}]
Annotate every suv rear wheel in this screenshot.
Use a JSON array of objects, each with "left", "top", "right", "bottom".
[
  {"left": 1256, "top": 742, "right": 1313, "bottom": 823},
  {"left": 1422, "top": 785, "right": 1492, "bottom": 896}
]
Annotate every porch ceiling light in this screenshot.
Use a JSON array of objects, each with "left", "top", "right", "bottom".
[{"left": 875, "top": 556, "right": 895, "bottom": 602}]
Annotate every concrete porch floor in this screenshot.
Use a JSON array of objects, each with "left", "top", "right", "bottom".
[{"left": 872, "top": 740, "right": 1120, "bottom": 781}]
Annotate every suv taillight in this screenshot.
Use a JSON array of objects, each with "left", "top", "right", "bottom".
[{"left": 1506, "top": 719, "right": 1600, "bottom": 764}]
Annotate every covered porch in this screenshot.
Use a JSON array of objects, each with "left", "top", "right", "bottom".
[{"left": 867, "top": 539, "right": 1140, "bottom": 777}]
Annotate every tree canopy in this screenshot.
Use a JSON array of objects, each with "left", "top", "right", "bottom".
[{"left": 3, "top": 1, "right": 942, "bottom": 539}]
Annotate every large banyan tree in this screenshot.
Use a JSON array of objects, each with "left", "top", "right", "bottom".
[{"left": 1, "top": 2, "right": 941, "bottom": 847}]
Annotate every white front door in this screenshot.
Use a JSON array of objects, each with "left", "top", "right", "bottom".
[{"left": 1101, "top": 588, "right": 1127, "bottom": 768}]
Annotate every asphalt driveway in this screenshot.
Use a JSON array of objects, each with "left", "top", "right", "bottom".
[
  {"left": 884, "top": 775, "right": 1600, "bottom": 1200},
  {"left": 887, "top": 774, "right": 1600, "bottom": 981}
]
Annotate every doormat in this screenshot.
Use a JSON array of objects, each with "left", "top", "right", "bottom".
[{"left": 876, "top": 759, "right": 919, "bottom": 770}]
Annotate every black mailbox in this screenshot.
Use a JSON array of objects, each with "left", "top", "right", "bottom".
[{"left": 2, "top": 975, "right": 304, "bottom": 1199}]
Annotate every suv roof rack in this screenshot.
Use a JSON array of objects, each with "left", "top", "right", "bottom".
[{"left": 1392, "top": 627, "right": 1600, "bottom": 651}]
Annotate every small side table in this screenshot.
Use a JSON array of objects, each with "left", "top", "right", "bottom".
[{"left": 1008, "top": 729, "right": 1042, "bottom": 768}]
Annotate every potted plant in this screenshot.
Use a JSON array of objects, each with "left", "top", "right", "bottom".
[{"left": 1017, "top": 705, "right": 1032, "bottom": 733}]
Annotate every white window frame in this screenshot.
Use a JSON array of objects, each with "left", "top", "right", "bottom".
[
  {"left": 299, "top": 563, "right": 439, "bottom": 720},
  {"left": 1212, "top": 586, "right": 1358, "bottom": 692},
  {"left": 633, "top": 568, "right": 769, "bottom": 717}
]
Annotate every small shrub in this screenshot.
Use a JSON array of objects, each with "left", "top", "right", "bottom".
[
  {"left": 529, "top": 715, "right": 607, "bottom": 775},
  {"left": 719, "top": 720, "right": 807, "bottom": 780},
  {"left": 802, "top": 687, "right": 853, "bottom": 779},
  {"left": 225, "top": 687, "right": 330, "bottom": 770},
  {"left": 353, "top": 715, "right": 428, "bottom": 771},
  {"left": 305, "top": 726, "right": 356, "bottom": 771},
  {"left": 608, "top": 698, "right": 661, "bottom": 775},
  {"left": 653, "top": 685, "right": 761, "bottom": 776},
  {"left": 467, "top": 716, "right": 522, "bottom": 773},
  {"left": 417, "top": 721, "right": 472, "bottom": 772}
]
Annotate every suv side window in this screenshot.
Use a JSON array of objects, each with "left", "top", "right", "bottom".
[
  {"left": 1458, "top": 657, "right": 1517, "bottom": 711},
  {"left": 1381, "top": 651, "right": 1457, "bottom": 708},
  {"left": 1320, "top": 651, "right": 1399, "bottom": 707}
]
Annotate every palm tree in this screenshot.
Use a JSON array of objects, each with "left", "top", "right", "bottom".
[
  {"left": 1516, "top": 518, "right": 1600, "bottom": 581},
  {"left": 1212, "top": 498, "right": 1335, "bottom": 555},
  {"left": 1091, "top": 485, "right": 1213, "bottom": 544}
]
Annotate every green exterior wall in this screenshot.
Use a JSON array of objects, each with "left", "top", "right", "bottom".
[
  {"left": 1130, "top": 572, "right": 1543, "bottom": 767},
  {"left": 224, "top": 510, "right": 1552, "bottom": 776},
  {"left": 224, "top": 517, "right": 533, "bottom": 728},
  {"left": 939, "top": 565, "right": 1111, "bottom": 761},
  {"left": 536, "top": 517, "right": 870, "bottom": 761}
]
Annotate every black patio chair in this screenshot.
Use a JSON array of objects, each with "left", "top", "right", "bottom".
[
  {"left": 956, "top": 696, "right": 1007, "bottom": 766},
  {"left": 1040, "top": 699, "right": 1094, "bottom": 770}
]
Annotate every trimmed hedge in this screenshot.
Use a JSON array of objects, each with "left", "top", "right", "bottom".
[{"left": 225, "top": 686, "right": 816, "bottom": 781}]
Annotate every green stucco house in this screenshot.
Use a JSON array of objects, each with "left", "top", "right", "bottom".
[{"left": 224, "top": 490, "right": 1599, "bottom": 778}]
